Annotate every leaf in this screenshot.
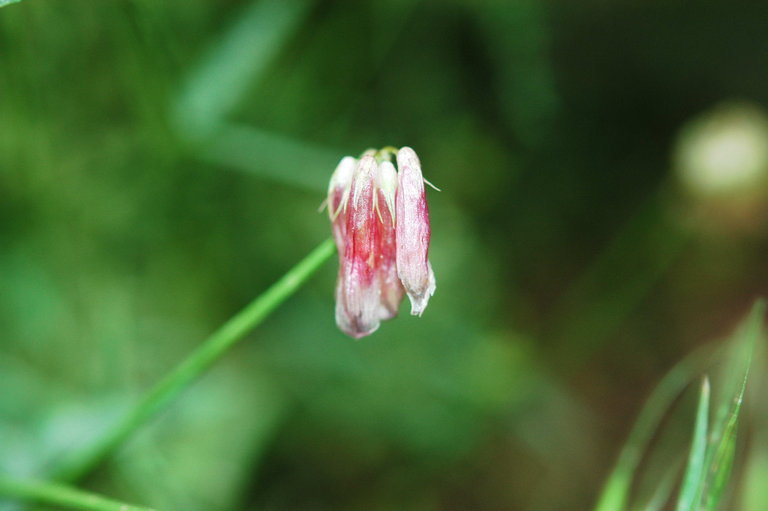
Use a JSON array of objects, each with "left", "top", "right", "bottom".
[
  {"left": 740, "top": 441, "right": 768, "bottom": 511},
  {"left": 0, "top": 477, "right": 157, "bottom": 511},
  {"left": 200, "top": 123, "right": 340, "bottom": 192},
  {"left": 594, "top": 299, "right": 764, "bottom": 511},
  {"left": 639, "top": 459, "right": 684, "bottom": 511},
  {"left": 173, "top": 0, "right": 313, "bottom": 139},
  {"left": 593, "top": 348, "right": 710, "bottom": 511},
  {"left": 698, "top": 300, "right": 763, "bottom": 510},
  {"left": 675, "top": 377, "right": 710, "bottom": 511}
]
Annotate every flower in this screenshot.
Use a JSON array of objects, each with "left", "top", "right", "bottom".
[{"left": 327, "top": 147, "right": 436, "bottom": 338}]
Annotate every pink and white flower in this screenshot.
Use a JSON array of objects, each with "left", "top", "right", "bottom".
[{"left": 327, "top": 147, "right": 436, "bottom": 338}]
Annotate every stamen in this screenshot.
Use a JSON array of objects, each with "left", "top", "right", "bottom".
[
  {"left": 423, "top": 177, "right": 441, "bottom": 192},
  {"left": 373, "top": 190, "right": 385, "bottom": 225}
]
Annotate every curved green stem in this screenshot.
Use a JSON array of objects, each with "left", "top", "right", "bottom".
[
  {"left": 0, "top": 477, "right": 157, "bottom": 511},
  {"left": 54, "top": 238, "right": 336, "bottom": 483}
]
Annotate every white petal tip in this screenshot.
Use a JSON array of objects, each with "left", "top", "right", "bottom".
[
  {"left": 407, "top": 294, "right": 431, "bottom": 316},
  {"left": 338, "top": 320, "right": 380, "bottom": 340},
  {"left": 406, "top": 280, "right": 436, "bottom": 317}
]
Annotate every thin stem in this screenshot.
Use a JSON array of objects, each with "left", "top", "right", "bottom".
[
  {"left": 0, "top": 477, "right": 157, "bottom": 511},
  {"left": 54, "top": 238, "right": 336, "bottom": 483},
  {"left": 0, "top": 0, "right": 25, "bottom": 8}
]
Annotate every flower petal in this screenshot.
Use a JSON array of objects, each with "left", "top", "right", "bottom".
[
  {"left": 395, "top": 147, "right": 436, "bottom": 316},
  {"left": 334, "top": 155, "right": 383, "bottom": 338},
  {"left": 375, "top": 160, "right": 404, "bottom": 319}
]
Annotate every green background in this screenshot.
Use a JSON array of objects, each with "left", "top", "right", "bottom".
[{"left": 2, "top": 1, "right": 768, "bottom": 509}]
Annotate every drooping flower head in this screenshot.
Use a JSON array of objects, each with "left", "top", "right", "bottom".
[{"left": 326, "top": 147, "right": 436, "bottom": 338}]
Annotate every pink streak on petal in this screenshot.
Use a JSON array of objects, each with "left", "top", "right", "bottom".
[
  {"left": 334, "top": 155, "right": 383, "bottom": 338},
  {"left": 375, "top": 185, "right": 404, "bottom": 320}
]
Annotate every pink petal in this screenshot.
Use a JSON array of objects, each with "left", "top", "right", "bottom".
[
  {"left": 334, "top": 155, "right": 383, "bottom": 338},
  {"left": 395, "top": 147, "right": 436, "bottom": 316}
]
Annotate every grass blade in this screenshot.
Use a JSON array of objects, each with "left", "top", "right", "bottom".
[
  {"left": 699, "top": 300, "right": 763, "bottom": 510},
  {"left": 675, "top": 377, "right": 710, "bottom": 511},
  {"left": 593, "top": 348, "right": 710, "bottom": 511},
  {"left": 201, "top": 123, "right": 340, "bottom": 192},
  {"left": 638, "top": 459, "right": 684, "bottom": 511},
  {"left": 173, "top": 0, "right": 313, "bottom": 139},
  {"left": 595, "top": 300, "right": 764, "bottom": 511},
  {"left": 548, "top": 194, "right": 689, "bottom": 366},
  {"left": 52, "top": 238, "right": 336, "bottom": 483},
  {"left": 0, "top": 0, "right": 23, "bottom": 7},
  {"left": 0, "top": 477, "right": 157, "bottom": 511},
  {"left": 740, "top": 439, "right": 768, "bottom": 511}
]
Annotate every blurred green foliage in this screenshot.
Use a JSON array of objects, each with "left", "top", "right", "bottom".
[{"left": 2, "top": 1, "right": 768, "bottom": 510}]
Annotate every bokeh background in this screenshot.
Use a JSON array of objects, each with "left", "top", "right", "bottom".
[{"left": 2, "top": 0, "right": 768, "bottom": 510}]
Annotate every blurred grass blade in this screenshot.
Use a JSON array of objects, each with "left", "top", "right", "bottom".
[
  {"left": 741, "top": 438, "right": 768, "bottom": 511},
  {"left": 596, "top": 301, "right": 763, "bottom": 511},
  {"left": 173, "top": 0, "right": 312, "bottom": 139},
  {"left": 0, "top": 477, "right": 157, "bottom": 511},
  {"left": 473, "top": 0, "right": 558, "bottom": 147},
  {"left": 549, "top": 193, "right": 690, "bottom": 366},
  {"left": 593, "top": 348, "right": 710, "bottom": 511},
  {"left": 699, "top": 300, "right": 763, "bottom": 510},
  {"left": 675, "top": 377, "right": 710, "bottom": 511},
  {"left": 0, "top": 0, "right": 23, "bottom": 7},
  {"left": 704, "top": 430, "right": 737, "bottom": 511},
  {"left": 201, "top": 123, "right": 339, "bottom": 192},
  {"left": 639, "top": 459, "right": 684, "bottom": 511},
  {"left": 52, "top": 238, "right": 336, "bottom": 483}
]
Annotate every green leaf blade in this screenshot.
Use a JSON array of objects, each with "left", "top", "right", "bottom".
[
  {"left": 675, "top": 377, "right": 710, "bottom": 511},
  {"left": 699, "top": 300, "right": 763, "bottom": 510},
  {"left": 593, "top": 349, "right": 709, "bottom": 511}
]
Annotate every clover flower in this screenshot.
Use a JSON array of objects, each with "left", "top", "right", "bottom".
[{"left": 327, "top": 147, "right": 436, "bottom": 338}]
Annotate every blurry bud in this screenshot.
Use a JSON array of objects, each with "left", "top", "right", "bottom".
[
  {"left": 673, "top": 102, "right": 768, "bottom": 234},
  {"left": 396, "top": 147, "right": 436, "bottom": 316},
  {"left": 327, "top": 147, "right": 436, "bottom": 338}
]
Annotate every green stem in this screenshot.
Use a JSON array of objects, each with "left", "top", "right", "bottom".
[
  {"left": 54, "top": 237, "right": 336, "bottom": 483},
  {"left": 0, "top": 477, "right": 157, "bottom": 511}
]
